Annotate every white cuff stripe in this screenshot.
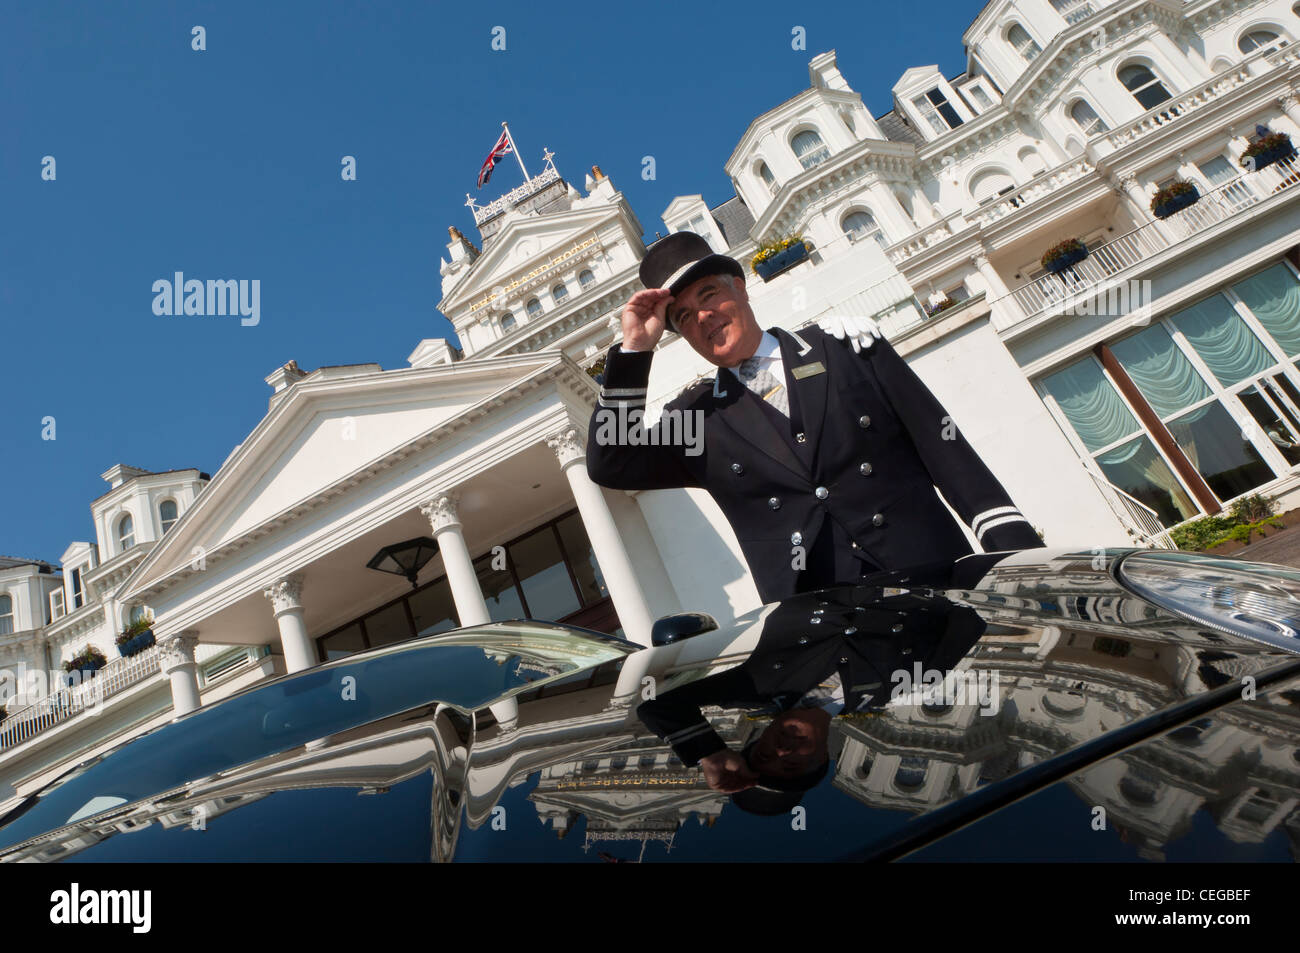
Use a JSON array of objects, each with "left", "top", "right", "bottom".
[
  {"left": 976, "top": 514, "right": 1032, "bottom": 541},
  {"left": 972, "top": 506, "right": 1022, "bottom": 532},
  {"left": 597, "top": 397, "right": 646, "bottom": 408},
  {"left": 601, "top": 387, "right": 647, "bottom": 397},
  {"left": 666, "top": 722, "right": 714, "bottom": 744}
]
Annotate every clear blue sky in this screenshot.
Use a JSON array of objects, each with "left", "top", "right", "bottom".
[{"left": 1, "top": 0, "right": 977, "bottom": 563}]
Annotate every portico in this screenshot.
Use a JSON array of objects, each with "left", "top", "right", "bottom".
[{"left": 118, "top": 352, "right": 680, "bottom": 718}]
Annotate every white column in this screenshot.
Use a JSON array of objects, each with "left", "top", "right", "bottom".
[
  {"left": 419, "top": 494, "right": 515, "bottom": 730},
  {"left": 159, "top": 630, "right": 202, "bottom": 715},
  {"left": 264, "top": 575, "right": 316, "bottom": 673},
  {"left": 548, "top": 428, "right": 655, "bottom": 647},
  {"left": 1277, "top": 93, "right": 1300, "bottom": 132},
  {"left": 419, "top": 494, "right": 490, "bottom": 626}
]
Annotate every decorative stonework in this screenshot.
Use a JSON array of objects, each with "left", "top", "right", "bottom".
[
  {"left": 547, "top": 428, "right": 585, "bottom": 468},
  {"left": 158, "top": 630, "right": 200, "bottom": 674},
  {"left": 420, "top": 494, "right": 462, "bottom": 533},
  {"left": 264, "top": 575, "right": 305, "bottom": 615}
]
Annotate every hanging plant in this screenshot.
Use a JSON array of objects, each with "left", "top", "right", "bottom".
[
  {"left": 1150, "top": 179, "right": 1201, "bottom": 218},
  {"left": 1040, "top": 238, "right": 1088, "bottom": 274},
  {"left": 751, "top": 234, "right": 810, "bottom": 281},
  {"left": 925, "top": 297, "right": 957, "bottom": 317}
]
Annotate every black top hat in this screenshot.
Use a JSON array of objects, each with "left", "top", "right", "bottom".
[{"left": 639, "top": 232, "right": 745, "bottom": 331}]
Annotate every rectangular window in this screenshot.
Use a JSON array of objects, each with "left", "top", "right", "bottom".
[
  {"left": 320, "top": 623, "right": 366, "bottom": 661},
  {"left": 363, "top": 601, "right": 414, "bottom": 648},
  {"left": 408, "top": 577, "right": 458, "bottom": 637},
  {"left": 49, "top": 588, "right": 65, "bottom": 621},
  {"left": 912, "top": 87, "right": 963, "bottom": 135},
  {"left": 71, "top": 568, "right": 83, "bottom": 610},
  {"left": 509, "top": 525, "right": 582, "bottom": 621},
  {"left": 474, "top": 553, "right": 527, "bottom": 622}
]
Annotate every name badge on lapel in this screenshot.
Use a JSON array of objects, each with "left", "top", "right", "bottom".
[{"left": 791, "top": 361, "right": 826, "bottom": 380}]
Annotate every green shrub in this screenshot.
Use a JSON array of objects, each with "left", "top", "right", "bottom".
[
  {"left": 1171, "top": 514, "right": 1233, "bottom": 550},
  {"left": 1229, "top": 493, "right": 1275, "bottom": 524}
]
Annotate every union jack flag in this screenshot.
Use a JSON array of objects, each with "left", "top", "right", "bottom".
[{"left": 477, "top": 129, "right": 513, "bottom": 188}]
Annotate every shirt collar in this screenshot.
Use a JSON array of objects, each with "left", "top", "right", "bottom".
[{"left": 727, "top": 330, "right": 781, "bottom": 371}]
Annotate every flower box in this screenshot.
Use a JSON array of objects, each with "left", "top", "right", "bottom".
[
  {"left": 1150, "top": 181, "right": 1200, "bottom": 219},
  {"left": 117, "top": 629, "right": 156, "bottom": 658},
  {"left": 1241, "top": 132, "right": 1296, "bottom": 172},
  {"left": 753, "top": 239, "right": 809, "bottom": 281},
  {"left": 1041, "top": 238, "right": 1088, "bottom": 275},
  {"left": 63, "top": 647, "right": 107, "bottom": 685}
]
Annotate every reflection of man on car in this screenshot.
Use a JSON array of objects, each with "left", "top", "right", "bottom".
[{"left": 637, "top": 562, "right": 989, "bottom": 814}]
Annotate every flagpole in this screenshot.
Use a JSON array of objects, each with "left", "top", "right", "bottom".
[{"left": 502, "top": 121, "right": 530, "bottom": 181}]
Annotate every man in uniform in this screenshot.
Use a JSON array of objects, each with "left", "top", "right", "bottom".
[{"left": 586, "top": 231, "right": 1043, "bottom": 604}]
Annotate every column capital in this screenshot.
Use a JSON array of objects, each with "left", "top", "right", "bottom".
[
  {"left": 1279, "top": 92, "right": 1300, "bottom": 111},
  {"left": 419, "top": 493, "right": 462, "bottom": 533},
  {"left": 264, "top": 575, "right": 305, "bottom": 615},
  {"left": 158, "top": 630, "right": 200, "bottom": 674},
  {"left": 547, "top": 428, "right": 586, "bottom": 468},
  {"left": 1118, "top": 174, "right": 1142, "bottom": 193}
]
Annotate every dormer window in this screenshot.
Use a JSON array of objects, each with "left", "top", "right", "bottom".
[
  {"left": 1119, "top": 63, "right": 1172, "bottom": 110},
  {"left": 791, "top": 130, "right": 831, "bottom": 171},
  {"left": 159, "top": 499, "right": 178, "bottom": 534},
  {"left": 499, "top": 313, "right": 516, "bottom": 332},
  {"left": 758, "top": 162, "right": 778, "bottom": 196},
  {"left": 117, "top": 514, "right": 135, "bottom": 552},
  {"left": 525, "top": 298, "right": 543, "bottom": 320},
  {"left": 71, "top": 567, "right": 83, "bottom": 609},
  {"left": 0, "top": 594, "right": 12, "bottom": 636},
  {"left": 674, "top": 214, "right": 716, "bottom": 250},
  {"left": 967, "top": 84, "right": 994, "bottom": 111},
  {"left": 1069, "top": 99, "right": 1108, "bottom": 135},
  {"left": 552, "top": 282, "right": 569, "bottom": 303},
  {"left": 912, "top": 88, "right": 964, "bottom": 134},
  {"left": 578, "top": 269, "right": 596, "bottom": 290},
  {"left": 49, "top": 587, "right": 65, "bottom": 621},
  {"left": 1008, "top": 24, "right": 1041, "bottom": 62}
]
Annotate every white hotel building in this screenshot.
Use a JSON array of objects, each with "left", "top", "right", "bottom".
[{"left": 5, "top": 0, "right": 1300, "bottom": 806}]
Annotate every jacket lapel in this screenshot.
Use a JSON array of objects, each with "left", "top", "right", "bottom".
[
  {"left": 775, "top": 327, "right": 830, "bottom": 471},
  {"left": 712, "top": 366, "right": 809, "bottom": 480}
]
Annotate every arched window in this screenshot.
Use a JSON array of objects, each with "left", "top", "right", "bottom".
[
  {"left": 118, "top": 514, "right": 135, "bottom": 552},
  {"left": 551, "top": 282, "right": 569, "bottom": 303},
  {"left": 841, "top": 210, "right": 887, "bottom": 248},
  {"left": 1119, "top": 63, "right": 1172, "bottom": 110},
  {"left": 499, "top": 313, "right": 516, "bottom": 332},
  {"left": 970, "top": 168, "right": 1018, "bottom": 204},
  {"left": 1239, "top": 29, "right": 1284, "bottom": 54},
  {"left": 578, "top": 269, "right": 595, "bottom": 289},
  {"left": 159, "top": 500, "right": 178, "bottom": 535},
  {"left": 758, "top": 162, "right": 778, "bottom": 195},
  {"left": 1069, "top": 98, "right": 1108, "bottom": 135},
  {"left": 791, "top": 129, "right": 831, "bottom": 170},
  {"left": 1008, "top": 23, "right": 1041, "bottom": 61},
  {"left": 525, "top": 298, "right": 542, "bottom": 319},
  {"left": 0, "top": 594, "right": 12, "bottom": 636}
]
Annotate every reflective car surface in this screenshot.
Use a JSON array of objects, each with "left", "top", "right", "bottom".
[{"left": 3, "top": 548, "right": 1300, "bottom": 862}]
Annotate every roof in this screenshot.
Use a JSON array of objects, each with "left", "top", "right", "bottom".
[
  {"left": 89, "top": 468, "right": 211, "bottom": 506},
  {"left": 709, "top": 196, "right": 755, "bottom": 250},
  {"left": 876, "top": 110, "right": 926, "bottom": 146},
  {"left": 0, "top": 557, "right": 56, "bottom": 573}
]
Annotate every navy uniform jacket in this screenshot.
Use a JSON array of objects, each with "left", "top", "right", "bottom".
[{"left": 586, "top": 324, "right": 1044, "bottom": 604}]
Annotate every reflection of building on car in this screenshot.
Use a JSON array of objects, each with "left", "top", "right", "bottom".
[{"left": 4, "top": 548, "right": 1300, "bottom": 862}]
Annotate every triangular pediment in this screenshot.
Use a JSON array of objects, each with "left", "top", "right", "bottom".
[
  {"left": 440, "top": 206, "right": 625, "bottom": 315},
  {"left": 121, "top": 354, "right": 563, "bottom": 602}
]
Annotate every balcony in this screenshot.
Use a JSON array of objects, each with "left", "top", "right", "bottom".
[
  {"left": 967, "top": 158, "right": 1094, "bottom": 229},
  {"left": 999, "top": 153, "right": 1300, "bottom": 329},
  {"left": 0, "top": 644, "right": 162, "bottom": 751}
]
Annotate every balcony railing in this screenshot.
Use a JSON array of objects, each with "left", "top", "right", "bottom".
[
  {"left": 0, "top": 644, "right": 162, "bottom": 751},
  {"left": 1003, "top": 152, "right": 1300, "bottom": 324},
  {"left": 968, "top": 158, "right": 1094, "bottom": 228},
  {"left": 1087, "top": 470, "right": 1175, "bottom": 550},
  {"left": 1102, "top": 63, "right": 1255, "bottom": 152}
]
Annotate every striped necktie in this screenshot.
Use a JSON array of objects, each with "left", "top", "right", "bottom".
[{"left": 737, "top": 356, "right": 789, "bottom": 418}]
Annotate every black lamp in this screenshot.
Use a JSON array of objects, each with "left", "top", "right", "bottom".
[{"left": 366, "top": 536, "right": 440, "bottom": 588}]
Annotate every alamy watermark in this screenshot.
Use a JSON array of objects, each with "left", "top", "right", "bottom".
[
  {"left": 889, "top": 664, "right": 1000, "bottom": 716},
  {"left": 152, "top": 272, "right": 260, "bottom": 326},
  {"left": 592, "top": 404, "right": 704, "bottom": 457}
]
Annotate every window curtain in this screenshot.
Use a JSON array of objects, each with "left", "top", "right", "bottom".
[
  {"left": 1097, "top": 436, "right": 1197, "bottom": 523},
  {"left": 1041, "top": 358, "right": 1138, "bottom": 452},
  {"left": 1233, "top": 264, "right": 1300, "bottom": 358},
  {"left": 1109, "top": 325, "right": 1211, "bottom": 418},
  {"left": 1169, "top": 295, "right": 1276, "bottom": 386}
]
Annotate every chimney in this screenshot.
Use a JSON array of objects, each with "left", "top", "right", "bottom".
[{"left": 265, "top": 359, "right": 309, "bottom": 394}]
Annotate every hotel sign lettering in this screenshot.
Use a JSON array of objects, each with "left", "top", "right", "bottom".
[{"left": 469, "top": 237, "right": 600, "bottom": 314}]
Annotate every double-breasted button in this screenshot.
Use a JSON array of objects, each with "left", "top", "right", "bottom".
[
  {"left": 851, "top": 541, "right": 859, "bottom": 549},
  {"left": 858, "top": 415, "right": 871, "bottom": 428},
  {"left": 815, "top": 486, "right": 829, "bottom": 500},
  {"left": 768, "top": 497, "right": 781, "bottom": 510},
  {"left": 810, "top": 617, "right": 821, "bottom": 625},
  {"left": 839, "top": 657, "right": 850, "bottom": 664},
  {"left": 796, "top": 432, "right": 807, "bottom": 443},
  {"left": 791, "top": 531, "right": 803, "bottom": 546},
  {"left": 773, "top": 662, "right": 783, "bottom": 670},
  {"left": 891, "top": 623, "right": 904, "bottom": 633},
  {"left": 872, "top": 513, "right": 885, "bottom": 527},
  {"left": 731, "top": 463, "right": 744, "bottom": 475},
  {"left": 860, "top": 462, "right": 873, "bottom": 476},
  {"left": 844, "top": 626, "right": 857, "bottom": 635},
  {"left": 798, "top": 636, "right": 809, "bottom": 645}
]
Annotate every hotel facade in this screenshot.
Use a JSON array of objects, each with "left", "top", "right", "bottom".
[{"left": 5, "top": 0, "right": 1300, "bottom": 811}]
